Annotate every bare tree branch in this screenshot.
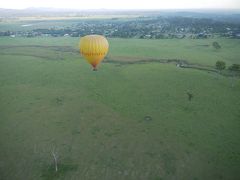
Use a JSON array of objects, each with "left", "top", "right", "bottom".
[{"left": 51, "top": 147, "right": 58, "bottom": 172}]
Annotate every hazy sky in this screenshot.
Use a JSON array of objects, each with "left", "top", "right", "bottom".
[{"left": 1, "top": 0, "right": 240, "bottom": 9}]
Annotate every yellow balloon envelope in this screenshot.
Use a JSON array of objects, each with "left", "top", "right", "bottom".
[{"left": 79, "top": 35, "right": 109, "bottom": 70}]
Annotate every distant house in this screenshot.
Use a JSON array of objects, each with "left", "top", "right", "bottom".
[
  {"left": 144, "top": 34, "right": 151, "bottom": 38},
  {"left": 196, "top": 32, "right": 211, "bottom": 39}
]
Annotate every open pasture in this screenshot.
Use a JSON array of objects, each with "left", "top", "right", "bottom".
[{"left": 0, "top": 37, "right": 240, "bottom": 180}]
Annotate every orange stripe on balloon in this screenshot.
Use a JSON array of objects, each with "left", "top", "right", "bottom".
[{"left": 81, "top": 51, "right": 106, "bottom": 56}]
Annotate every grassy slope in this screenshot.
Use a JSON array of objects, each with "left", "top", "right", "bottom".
[
  {"left": 109, "top": 38, "right": 240, "bottom": 66},
  {"left": 0, "top": 37, "right": 240, "bottom": 180},
  {"left": 1, "top": 37, "right": 239, "bottom": 65}
]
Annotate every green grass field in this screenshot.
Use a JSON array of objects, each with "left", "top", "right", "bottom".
[{"left": 0, "top": 37, "right": 240, "bottom": 180}]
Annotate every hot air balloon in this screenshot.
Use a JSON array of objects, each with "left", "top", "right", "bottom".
[{"left": 79, "top": 35, "right": 109, "bottom": 71}]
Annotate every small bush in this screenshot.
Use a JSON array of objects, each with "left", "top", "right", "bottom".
[
  {"left": 215, "top": 61, "right": 226, "bottom": 71},
  {"left": 212, "top": 42, "right": 221, "bottom": 49},
  {"left": 229, "top": 64, "right": 240, "bottom": 71}
]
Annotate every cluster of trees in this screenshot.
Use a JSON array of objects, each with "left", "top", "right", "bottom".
[
  {"left": 0, "top": 31, "right": 14, "bottom": 36},
  {"left": 214, "top": 42, "right": 240, "bottom": 76},
  {"left": 215, "top": 59, "right": 239, "bottom": 88},
  {"left": 215, "top": 61, "right": 240, "bottom": 72}
]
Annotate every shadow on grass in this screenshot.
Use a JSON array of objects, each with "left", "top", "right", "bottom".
[{"left": 41, "top": 163, "right": 78, "bottom": 180}]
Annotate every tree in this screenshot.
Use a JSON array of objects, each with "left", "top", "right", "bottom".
[
  {"left": 228, "top": 64, "right": 240, "bottom": 88},
  {"left": 186, "top": 91, "right": 193, "bottom": 101},
  {"left": 212, "top": 41, "right": 221, "bottom": 49},
  {"left": 215, "top": 61, "right": 226, "bottom": 71},
  {"left": 229, "top": 64, "right": 240, "bottom": 71}
]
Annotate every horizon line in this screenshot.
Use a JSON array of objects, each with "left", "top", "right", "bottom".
[{"left": 1, "top": 7, "right": 240, "bottom": 11}]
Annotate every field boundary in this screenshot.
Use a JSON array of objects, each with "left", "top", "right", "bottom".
[
  {"left": 0, "top": 45, "right": 239, "bottom": 77},
  {"left": 104, "top": 56, "right": 240, "bottom": 77}
]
